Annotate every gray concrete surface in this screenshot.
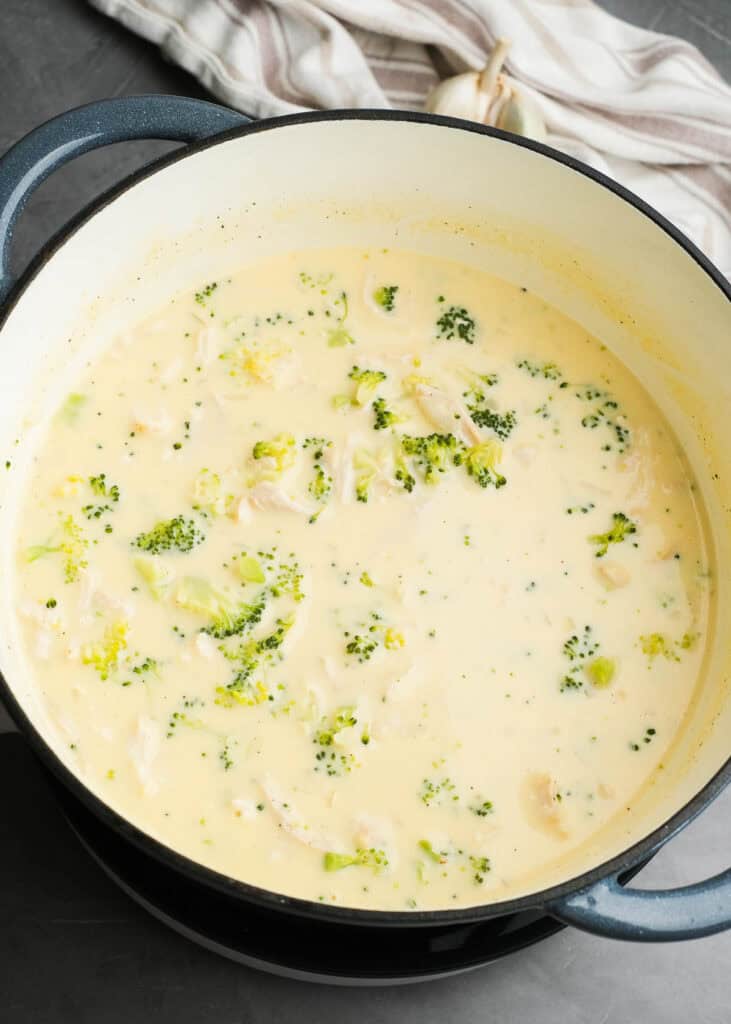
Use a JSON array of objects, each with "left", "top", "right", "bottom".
[{"left": 0, "top": 1, "right": 729, "bottom": 1021}]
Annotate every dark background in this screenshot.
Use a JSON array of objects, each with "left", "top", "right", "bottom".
[{"left": 1, "top": 1, "right": 730, "bottom": 1021}]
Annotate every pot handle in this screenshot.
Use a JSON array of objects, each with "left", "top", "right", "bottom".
[
  {"left": 547, "top": 866, "right": 731, "bottom": 942},
  {"left": 0, "top": 95, "right": 249, "bottom": 305}
]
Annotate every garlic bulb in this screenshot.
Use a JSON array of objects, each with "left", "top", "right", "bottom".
[{"left": 425, "top": 39, "right": 546, "bottom": 142}]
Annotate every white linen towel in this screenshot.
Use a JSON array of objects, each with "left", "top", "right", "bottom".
[{"left": 89, "top": 0, "right": 731, "bottom": 276}]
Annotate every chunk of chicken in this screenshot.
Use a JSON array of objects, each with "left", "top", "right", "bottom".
[
  {"left": 131, "top": 407, "right": 173, "bottom": 436},
  {"left": 195, "top": 325, "right": 226, "bottom": 367},
  {"left": 79, "top": 568, "right": 136, "bottom": 625},
  {"left": 521, "top": 772, "right": 568, "bottom": 840},
  {"left": 128, "top": 715, "right": 161, "bottom": 797},
  {"left": 412, "top": 383, "right": 481, "bottom": 446},
  {"left": 594, "top": 560, "right": 631, "bottom": 590},
  {"left": 247, "top": 482, "right": 314, "bottom": 516},
  {"left": 259, "top": 776, "right": 340, "bottom": 852},
  {"left": 352, "top": 813, "right": 397, "bottom": 868}
]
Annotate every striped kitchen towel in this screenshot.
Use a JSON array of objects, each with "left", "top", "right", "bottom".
[{"left": 89, "top": 0, "right": 731, "bottom": 276}]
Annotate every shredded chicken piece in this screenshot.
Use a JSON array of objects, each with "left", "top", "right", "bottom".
[
  {"left": 79, "top": 569, "right": 135, "bottom": 624},
  {"left": 128, "top": 715, "right": 161, "bottom": 797},
  {"left": 131, "top": 407, "right": 173, "bottom": 435},
  {"left": 195, "top": 325, "right": 226, "bottom": 367},
  {"left": 233, "top": 495, "right": 253, "bottom": 524},
  {"left": 259, "top": 776, "right": 340, "bottom": 852},
  {"left": 353, "top": 813, "right": 397, "bottom": 867},
  {"left": 20, "top": 600, "right": 64, "bottom": 661},
  {"left": 594, "top": 560, "right": 631, "bottom": 590},
  {"left": 247, "top": 482, "right": 314, "bottom": 516},
  {"left": 521, "top": 772, "right": 569, "bottom": 840},
  {"left": 336, "top": 433, "right": 358, "bottom": 504},
  {"left": 412, "top": 383, "right": 481, "bottom": 446},
  {"left": 195, "top": 632, "right": 218, "bottom": 659}
]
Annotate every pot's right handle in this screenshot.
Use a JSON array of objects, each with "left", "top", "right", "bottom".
[
  {"left": 0, "top": 94, "right": 249, "bottom": 305},
  {"left": 547, "top": 866, "right": 731, "bottom": 942}
]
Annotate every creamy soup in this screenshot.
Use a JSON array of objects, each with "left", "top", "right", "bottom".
[{"left": 13, "top": 248, "right": 711, "bottom": 911}]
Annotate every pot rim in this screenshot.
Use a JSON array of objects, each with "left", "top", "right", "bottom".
[{"left": 1, "top": 107, "right": 729, "bottom": 928}]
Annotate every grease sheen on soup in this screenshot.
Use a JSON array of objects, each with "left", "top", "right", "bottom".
[{"left": 13, "top": 248, "right": 711, "bottom": 911}]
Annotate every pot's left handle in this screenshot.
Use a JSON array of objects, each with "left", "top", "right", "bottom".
[{"left": 0, "top": 95, "right": 249, "bottom": 305}]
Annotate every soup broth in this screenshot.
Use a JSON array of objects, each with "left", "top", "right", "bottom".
[{"left": 13, "top": 248, "right": 711, "bottom": 910}]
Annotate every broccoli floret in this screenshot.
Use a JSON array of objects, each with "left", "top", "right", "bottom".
[
  {"left": 585, "top": 656, "right": 616, "bottom": 688},
  {"left": 372, "top": 397, "right": 400, "bottom": 431},
  {"left": 269, "top": 554, "right": 304, "bottom": 603},
  {"left": 393, "top": 444, "right": 416, "bottom": 493},
  {"left": 323, "top": 848, "right": 388, "bottom": 872},
  {"left": 81, "top": 621, "right": 128, "bottom": 681},
  {"left": 436, "top": 303, "right": 475, "bottom": 344},
  {"left": 516, "top": 358, "right": 564, "bottom": 381},
  {"left": 133, "top": 516, "right": 204, "bottom": 555},
  {"left": 327, "top": 326, "right": 355, "bottom": 348},
  {"left": 561, "top": 625, "right": 602, "bottom": 691},
  {"left": 373, "top": 285, "right": 398, "bottom": 312},
  {"left": 194, "top": 281, "right": 218, "bottom": 305},
  {"left": 589, "top": 512, "right": 637, "bottom": 558},
  {"left": 352, "top": 448, "right": 384, "bottom": 503},
  {"left": 563, "top": 625, "right": 598, "bottom": 662},
  {"left": 57, "top": 393, "right": 87, "bottom": 425},
  {"left": 315, "top": 705, "right": 357, "bottom": 748},
  {"left": 560, "top": 674, "right": 584, "bottom": 692},
  {"left": 470, "top": 855, "right": 491, "bottom": 884},
  {"left": 639, "top": 632, "right": 680, "bottom": 663},
  {"left": 216, "top": 617, "right": 294, "bottom": 707},
  {"left": 27, "top": 513, "right": 89, "bottom": 583},
  {"left": 134, "top": 555, "right": 174, "bottom": 600},
  {"left": 89, "top": 474, "right": 120, "bottom": 501},
  {"left": 26, "top": 541, "right": 63, "bottom": 563},
  {"left": 418, "top": 839, "right": 447, "bottom": 864},
  {"left": 454, "top": 440, "right": 506, "bottom": 489},
  {"left": 325, "top": 291, "right": 356, "bottom": 347},
  {"left": 83, "top": 475, "right": 120, "bottom": 521},
  {"left": 215, "top": 681, "right": 270, "bottom": 708},
  {"left": 348, "top": 365, "right": 387, "bottom": 406},
  {"left": 420, "top": 777, "right": 458, "bottom": 807},
  {"left": 468, "top": 405, "right": 517, "bottom": 441},
  {"left": 167, "top": 697, "right": 206, "bottom": 735},
  {"left": 192, "top": 468, "right": 234, "bottom": 517},
  {"left": 175, "top": 577, "right": 266, "bottom": 639},
  {"left": 461, "top": 370, "right": 499, "bottom": 405},
  {"left": 344, "top": 633, "right": 379, "bottom": 661},
  {"left": 302, "top": 437, "right": 333, "bottom": 510},
  {"left": 400, "top": 433, "right": 459, "bottom": 484},
  {"left": 302, "top": 436, "right": 331, "bottom": 452},
  {"left": 252, "top": 434, "right": 296, "bottom": 474},
  {"left": 222, "top": 339, "right": 293, "bottom": 384},
  {"left": 383, "top": 627, "right": 405, "bottom": 650},
  {"left": 236, "top": 554, "right": 266, "bottom": 584},
  {"left": 469, "top": 799, "right": 494, "bottom": 817}
]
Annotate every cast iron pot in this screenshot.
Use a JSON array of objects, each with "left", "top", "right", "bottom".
[{"left": 0, "top": 96, "right": 729, "bottom": 982}]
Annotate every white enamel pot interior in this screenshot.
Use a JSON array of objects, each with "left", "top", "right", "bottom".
[{"left": 0, "top": 105, "right": 729, "bottom": 936}]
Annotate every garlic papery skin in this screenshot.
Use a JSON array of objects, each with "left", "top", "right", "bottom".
[{"left": 425, "top": 38, "right": 546, "bottom": 142}]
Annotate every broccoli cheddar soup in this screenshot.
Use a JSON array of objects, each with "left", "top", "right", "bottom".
[{"left": 14, "top": 248, "right": 711, "bottom": 911}]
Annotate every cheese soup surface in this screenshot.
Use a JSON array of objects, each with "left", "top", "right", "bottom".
[{"left": 14, "top": 248, "right": 710, "bottom": 910}]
